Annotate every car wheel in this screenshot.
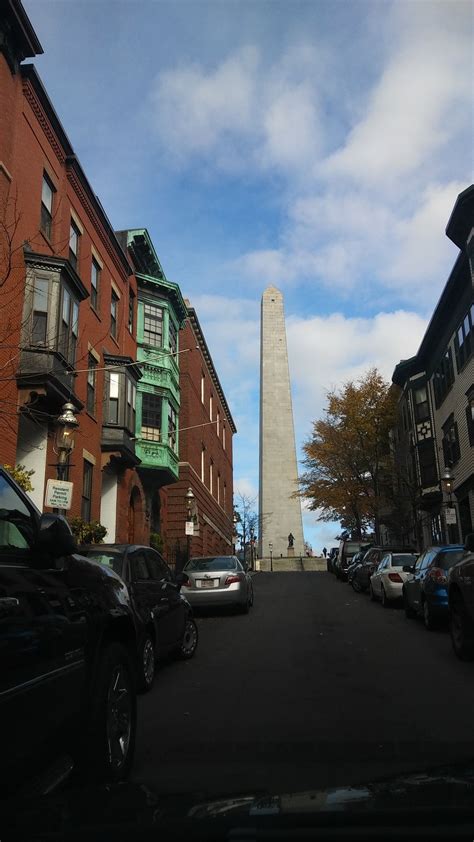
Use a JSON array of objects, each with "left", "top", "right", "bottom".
[
  {"left": 423, "top": 599, "right": 437, "bottom": 631},
  {"left": 249, "top": 584, "right": 254, "bottom": 607},
  {"left": 178, "top": 616, "right": 198, "bottom": 659},
  {"left": 369, "top": 583, "right": 376, "bottom": 601},
  {"left": 381, "top": 586, "right": 389, "bottom": 608},
  {"left": 450, "top": 595, "right": 474, "bottom": 660},
  {"left": 83, "top": 643, "right": 136, "bottom": 783},
  {"left": 138, "top": 635, "right": 155, "bottom": 693},
  {"left": 351, "top": 577, "right": 362, "bottom": 593},
  {"left": 403, "top": 590, "right": 416, "bottom": 619}
]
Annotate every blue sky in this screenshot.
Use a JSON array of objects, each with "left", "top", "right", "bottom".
[{"left": 24, "top": 0, "right": 473, "bottom": 551}]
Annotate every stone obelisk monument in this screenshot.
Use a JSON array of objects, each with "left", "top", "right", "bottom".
[{"left": 259, "top": 286, "right": 304, "bottom": 559}]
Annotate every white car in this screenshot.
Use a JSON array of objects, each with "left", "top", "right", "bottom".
[{"left": 369, "top": 552, "right": 418, "bottom": 606}]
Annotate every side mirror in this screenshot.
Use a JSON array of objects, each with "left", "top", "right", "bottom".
[
  {"left": 36, "top": 513, "right": 77, "bottom": 560},
  {"left": 175, "top": 572, "right": 189, "bottom": 588}
]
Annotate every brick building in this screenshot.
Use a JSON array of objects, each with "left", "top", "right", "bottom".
[
  {"left": 390, "top": 185, "right": 473, "bottom": 549},
  {"left": 162, "top": 304, "right": 236, "bottom": 566},
  {"left": 0, "top": 1, "right": 148, "bottom": 542}
]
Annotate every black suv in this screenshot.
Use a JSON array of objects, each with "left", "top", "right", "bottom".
[{"left": 0, "top": 467, "right": 138, "bottom": 795}]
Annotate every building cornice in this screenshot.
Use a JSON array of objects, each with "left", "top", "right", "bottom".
[{"left": 186, "top": 306, "right": 237, "bottom": 434}]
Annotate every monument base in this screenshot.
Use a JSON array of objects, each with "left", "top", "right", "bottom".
[{"left": 287, "top": 546, "right": 295, "bottom": 557}]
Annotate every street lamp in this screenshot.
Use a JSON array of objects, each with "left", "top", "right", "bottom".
[
  {"left": 268, "top": 541, "right": 273, "bottom": 572},
  {"left": 249, "top": 527, "right": 255, "bottom": 570},
  {"left": 186, "top": 486, "right": 195, "bottom": 564},
  {"left": 55, "top": 402, "right": 79, "bottom": 481}
]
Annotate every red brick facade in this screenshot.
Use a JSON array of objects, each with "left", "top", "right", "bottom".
[{"left": 161, "top": 308, "right": 236, "bottom": 564}]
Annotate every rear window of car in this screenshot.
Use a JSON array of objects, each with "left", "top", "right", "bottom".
[
  {"left": 81, "top": 551, "right": 124, "bottom": 577},
  {"left": 186, "top": 557, "right": 238, "bottom": 572},
  {"left": 435, "top": 550, "right": 465, "bottom": 570},
  {"left": 391, "top": 554, "right": 417, "bottom": 567}
]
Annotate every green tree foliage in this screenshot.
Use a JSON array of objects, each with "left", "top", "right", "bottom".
[
  {"left": 2, "top": 463, "right": 34, "bottom": 492},
  {"left": 298, "top": 369, "right": 397, "bottom": 540},
  {"left": 68, "top": 517, "right": 107, "bottom": 544}
]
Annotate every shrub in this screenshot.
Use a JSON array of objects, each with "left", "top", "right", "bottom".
[
  {"left": 150, "top": 531, "right": 164, "bottom": 552},
  {"left": 68, "top": 517, "right": 107, "bottom": 545}
]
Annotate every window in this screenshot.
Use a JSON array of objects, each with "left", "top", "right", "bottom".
[
  {"left": 0, "top": 474, "right": 35, "bottom": 553},
  {"left": 81, "top": 460, "right": 93, "bottom": 522},
  {"left": 143, "top": 303, "right": 163, "bottom": 347},
  {"left": 454, "top": 306, "right": 473, "bottom": 373},
  {"left": 217, "top": 472, "right": 220, "bottom": 504},
  {"left": 413, "top": 385, "right": 429, "bottom": 422},
  {"left": 128, "top": 288, "right": 135, "bottom": 333},
  {"left": 417, "top": 439, "right": 438, "bottom": 487},
  {"left": 217, "top": 410, "right": 220, "bottom": 437},
  {"left": 223, "top": 423, "right": 226, "bottom": 451},
  {"left": 168, "top": 404, "right": 177, "bottom": 450},
  {"left": 31, "top": 277, "right": 49, "bottom": 345},
  {"left": 58, "top": 287, "right": 79, "bottom": 365},
  {"left": 147, "top": 550, "right": 171, "bottom": 582},
  {"left": 433, "top": 348, "right": 455, "bottom": 408},
  {"left": 87, "top": 353, "right": 96, "bottom": 414},
  {"left": 467, "top": 388, "right": 474, "bottom": 446},
  {"left": 141, "top": 393, "right": 162, "bottom": 441},
  {"left": 210, "top": 393, "right": 213, "bottom": 421},
  {"left": 110, "top": 290, "right": 118, "bottom": 339},
  {"left": 223, "top": 482, "right": 226, "bottom": 508},
  {"left": 201, "top": 372, "right": 205, "bottom": 403},
  {"left": 210, "top": 460, "right": 213, "bottom": 494},
  {"left": 91, "top": 259, "right": 100, "bottom": 310},
  {"left": 108, "top": 372, "right": 119, "bottom": 423},
  {"left": 126, "top": 378, "right": 136, "bottom": 432},
  {"left": 168, "top": 318, "right": 177, "bottom": 354},
  {"left": 442, "top": 416, "right": 461, "bottom": 467},
  {"left": 131, "top": 552, "right": 149, "bottom": 581},
  {"left": 69, "top": 220, "right": 80, "bottom": 270},
  {"left": 201, "top": 444, "right": 205, "bottom": 482},
  {"left": 40, "top": 173, "right": 54, "bottom": 239}
]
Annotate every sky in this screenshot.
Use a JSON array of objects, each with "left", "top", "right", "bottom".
[{"left": 24, "top": 0, "right": 473, "bottom": 552}]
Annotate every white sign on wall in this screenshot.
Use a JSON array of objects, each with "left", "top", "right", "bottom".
[
  {"left": 185, "top": 521, "right": 194, "bottom": 536},
  {"left": 445, "top": 507, "right": 457, "bottom": 525},
  {"left": 45, "top": 479, "right": 73, "bottom": 510}
]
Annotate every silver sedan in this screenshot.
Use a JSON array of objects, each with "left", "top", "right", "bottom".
[{"left": 180, "top": 556, "right": 254, "bottom": 613}]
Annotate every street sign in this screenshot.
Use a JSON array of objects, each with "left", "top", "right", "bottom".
[
  {"left": 185, "top": 521, "right": 194, "bottom": 536},
  {"left": 45, "top": 479, "right": 73, "bottom": 510},
  {"left": 445, "top": 507, "right": 457, "bottom": 525}
]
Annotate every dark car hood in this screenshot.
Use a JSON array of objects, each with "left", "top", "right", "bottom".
[{"left": 4, "top": 760, "right": 474, "bottom": 839}]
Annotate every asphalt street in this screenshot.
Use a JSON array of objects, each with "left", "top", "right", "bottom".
[{"left": 132, "top": 571, "right": 474, "bottom": 798}]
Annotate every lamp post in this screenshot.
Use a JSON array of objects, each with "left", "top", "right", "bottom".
[
  {"left": 55, "top": 402, "right": 79, "bottom": 481},
  {"left": 233, "top": 512, "right": 239, "bottom": 556},
  {"left": 440, "top": 467, "right": 456, "bottom": 544},
  {"left": 269, "top": 541, "right": 273, "bottom": 572},
  {"left": 249, "top": 527, "right": 255, "bottom": 570},
  {"left": 185, "top": 486, "right": 195, "bottom": 564}
]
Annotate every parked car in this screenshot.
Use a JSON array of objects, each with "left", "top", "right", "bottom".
[
  {"left": 448, "top": 533, "right": 474, "bottom": 660},
  {"left": 352, "top": 546, "right": 414, "bottom": 594},
  {"left": 335, "top": 540, "right": 365, "bottom": 581},
  {"left": 346, "top": 550, "right": 368, "bottom": 584},
  {"left": 80, "top": 544, "right": 198, "bottom": 692},
  {"left": 403, "top": 545, "right": 465, "bottom": 629},
  {"left": 369, "top": 551, "right": 418, "bottom": 606},
  {"left": 180, "top": 555, "right": 253, "bottom": 612},
  {"left": 0, "top": 468, "right": 137, "bottom": 795}
]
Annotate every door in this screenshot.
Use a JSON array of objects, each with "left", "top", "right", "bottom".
[
  {"left": 128, "top": 549, "right": 153, "bottom": 631},
  {"left": 372, "top": 555, "right": 389, "bottom": 595},
  {"left": 146, "top": 549, "right": 185, "bottom": 654},
  {"left": 410, "top": 550, "right": 434, "bottom": 612}
]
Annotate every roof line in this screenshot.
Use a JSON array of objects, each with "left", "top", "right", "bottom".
[{"left": 186, "top": 306, "right": 237, "bottom": 434}]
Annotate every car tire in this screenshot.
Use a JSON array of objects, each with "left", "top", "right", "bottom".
[
  {"left": 423, "top": 599, "right": 437, "bottom": 631},
  {"left": 249, "top": 584, "right": 254, "bottom": 607},
  {"left": 351, "top": 577, "right": 362, "bottom": 593},
  {"left": 381, "top": 586, "right": 389, "bottom": 608},
  {"left": 138, "top": 635, "right": 155, "bottom": 693},
  {"left": 450, "top": 594, "right": 474, "bottom": 660},
  {"left": 82, "top": 642, "right": 136, "bottom": 783},
  {"left": 369, "top": 583, "right": 376, "bottom": 601},
  {"left": 403, "top": 590, "right": 416, "bottom": 619},
  {"left": 178, "top": 616, "right": 198, "bottom": 659}
]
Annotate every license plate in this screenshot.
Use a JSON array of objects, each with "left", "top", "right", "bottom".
[{"left": 199, "top": 579, "right": 216, "bottom": 589}]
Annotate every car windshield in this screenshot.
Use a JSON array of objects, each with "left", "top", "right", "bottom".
[
  {"left": 436, "top": 550, "right": 465, "bottom": 570},
  {"left": 185, "top": 557, "right": 238, "bottom": 572},
  {"left": 392, "top": 554, "right": 417, "bottom": 566},
  {"left": 80, "top": 550, "right": 125, "bottom": 577}
]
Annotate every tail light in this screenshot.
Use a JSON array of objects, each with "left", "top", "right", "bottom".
[
  {"left": 225, "top": 574, "right": 241, "bottom": 586},
  {"left": 181, "top": 575, "right": 191, "bottom": 587},
  {"left": 427, "top": 567, "right": 447, "bottom": 585},
  {"left": 388, "top": 572, "right": 403, "bottom": 583}
]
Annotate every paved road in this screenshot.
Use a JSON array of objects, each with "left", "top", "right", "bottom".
[{"left": 133, "top": 571, "right": 474, "bottom": 798}]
